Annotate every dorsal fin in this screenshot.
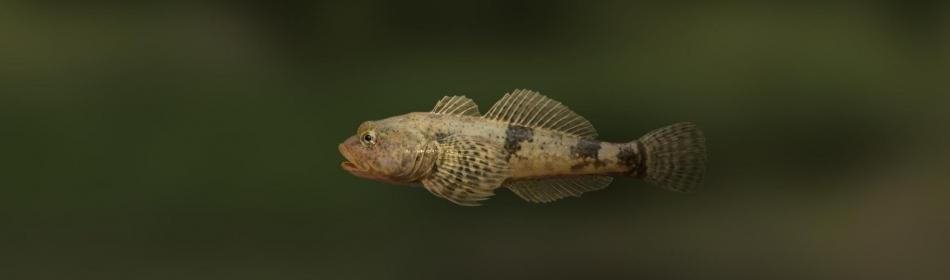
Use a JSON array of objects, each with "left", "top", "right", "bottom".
[
  {"left": 483, "top": 89, "right": 598, "bottom": 139},
  {"left": 431, "top": 95, "right": 480, "bottom": 116}
]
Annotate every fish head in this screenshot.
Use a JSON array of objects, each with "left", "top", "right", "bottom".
[{"left": 339, "top": 113, "right": 435, "bottom": 185}]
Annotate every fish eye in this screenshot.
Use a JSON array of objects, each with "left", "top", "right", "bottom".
[{"left": 360, "top": 130, "right": 377, "bottom": 145}]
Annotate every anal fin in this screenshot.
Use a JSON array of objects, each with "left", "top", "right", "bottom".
[{"left": 504, "top": 176, "right": 613, "bottom": 203}]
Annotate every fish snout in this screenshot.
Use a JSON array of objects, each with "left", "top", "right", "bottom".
[{"left": 339, "top": 136, "right": 365, "bottom": 172}]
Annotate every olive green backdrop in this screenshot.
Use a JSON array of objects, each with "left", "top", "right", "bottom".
[{"left": 2, "top": 1, "right": 949, "bottom": 279}]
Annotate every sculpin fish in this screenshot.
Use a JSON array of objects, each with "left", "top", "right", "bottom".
[{"left": 339, "top": 89, "right": 707, "bottom": 206}]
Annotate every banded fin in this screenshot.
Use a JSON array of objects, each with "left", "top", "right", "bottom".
[
  {"left": 484, "top": 89, "right": 598, "bottom": 139},
  {"left": 431, "top": 95, "right": 480, "bottom": 116},
  {"left": 505, "top": 176, "right": 613, "bottom": 203},
  {"left": 637, "top": 122, "right": 706, "bottom": 193},
  {"left": 421, "top": 135, "right": 509, "bottom": 206}
]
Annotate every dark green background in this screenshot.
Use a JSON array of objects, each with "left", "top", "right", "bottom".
[{"left": 3, "top": 1, "right": 949, "bottom": 279}]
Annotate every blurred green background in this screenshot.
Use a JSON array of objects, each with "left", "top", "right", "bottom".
[{"left": 2, "top": 1, "right": 949, "bottom": 279}]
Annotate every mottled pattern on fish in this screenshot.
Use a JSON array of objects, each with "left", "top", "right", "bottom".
[{"left": 339, "top": 89, "right": 707, "bottom": 206}]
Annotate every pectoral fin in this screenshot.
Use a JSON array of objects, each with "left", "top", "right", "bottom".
[{"left": 421, "top": 135, "right": 509, "bottom": 206}]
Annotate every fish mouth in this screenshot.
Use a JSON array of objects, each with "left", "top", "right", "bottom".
[
  {"left": 337, "top": 139, "right": 415, "bottom": 186},
  {"left": 341, "top": 161, "right": 363, "bottom": 172},
  {"left": 339, "top": 142, "right": 371, "bottom": 175},
  {"left": 341, "top": 159, "right": 384, "bottom": 181},
  {"left": 341, "top": 161, "right": 381, "bottom": 182}
]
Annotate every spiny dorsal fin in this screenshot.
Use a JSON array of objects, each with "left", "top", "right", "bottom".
[
  {"left": 431, "top": 95, "right": 480, "bottom": 116},
  {"left": 421, "top": 135, "right": 509, "bottom": 206},
  {"left": 483, "top": 89, "right": 598, "bottom": 139},
  {"left": 504, "top": 176, "right": 613, "bottom": 203}
]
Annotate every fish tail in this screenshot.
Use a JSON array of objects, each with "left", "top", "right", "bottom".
[{"left": 632, "top": 122, "right": 707, "bottom": 193}]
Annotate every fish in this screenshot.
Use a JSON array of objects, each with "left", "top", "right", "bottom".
[{"left": 338, "top": 89, "right": 707, "bottom": 206}]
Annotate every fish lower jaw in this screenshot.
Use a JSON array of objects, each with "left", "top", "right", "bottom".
[
  {"left": 342, "top": 161, "right": 379, "bottom": 177},
  {"left": 341, "top": 161, "right": 362, "bottom": 171},
  {"left": 341, "top": 161, "right": 396, "bottom": 183}
]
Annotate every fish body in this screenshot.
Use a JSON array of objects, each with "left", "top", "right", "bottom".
[
  {"left": 339, "top": 89, "right": 706, "bottom": 206},
  {"left": 375, "top": 113, "right": 638, "bottom": 179}
]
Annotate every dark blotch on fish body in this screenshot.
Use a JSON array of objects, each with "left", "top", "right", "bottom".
[
  {"left": 504, "top": 125, "right": 534, "bottom": 160},
  {"left": 570, "top": 138, "right": 604, "bottom": 170},
  {"left": 617, "top": 142, "right": 646, "bottom": 178}
]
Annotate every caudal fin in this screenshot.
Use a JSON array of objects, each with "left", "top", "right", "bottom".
[{"left": 636, "top": 122, "right": 707, "bottom": 193}]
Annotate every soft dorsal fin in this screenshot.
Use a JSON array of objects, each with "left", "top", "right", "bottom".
[
  {"left": 431, "top": 95, "right": 480, "bottom": 116},
  {"left": 483, "top": 89, "right": 598, "bottom": 139},
  {"left": 504, "top": 176, "right": 613, "bottom": 203}
]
